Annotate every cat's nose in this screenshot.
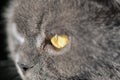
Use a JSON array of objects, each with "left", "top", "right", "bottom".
[{"left": 17, "top": 63, "right": 33, "bottom": 73}]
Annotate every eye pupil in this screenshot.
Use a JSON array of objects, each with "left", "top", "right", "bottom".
[{"left": 51, "top": 34, "right": 69, "bottom": 49}]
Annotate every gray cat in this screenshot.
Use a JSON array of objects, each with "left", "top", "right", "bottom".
[{"left": 4, "top": 0, "right": 120, "bottom": 80}]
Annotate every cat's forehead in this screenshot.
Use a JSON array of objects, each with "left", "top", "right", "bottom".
[
  {"left": 11, "top": 0, "right": 107, "bottom": 36},
  {"left": 14, "top": 0, "right": 80, "bottom": 20},
  {"left": 12, "top": 0, "right": 82, "bottom": 35}
]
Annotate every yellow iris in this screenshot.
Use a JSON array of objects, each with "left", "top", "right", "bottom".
[{"left": 51, "top": 34, "right": 69, "bottom": 49}]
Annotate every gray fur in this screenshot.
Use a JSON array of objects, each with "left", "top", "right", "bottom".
[{"left": 5, "top": 0, "right": 120, "bottom": 80}]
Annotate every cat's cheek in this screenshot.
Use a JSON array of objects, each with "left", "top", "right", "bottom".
[
  {"left": 7, "top": 22, "right": 25, "bottom": 61},
  {"left": 7, "top": 23, "right": 25, "bottom": 49},
  {"left": 11, "top": 23, "right": 25, "bottom": 44}
]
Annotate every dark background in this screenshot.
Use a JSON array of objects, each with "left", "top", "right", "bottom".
[
  {"left": 0, "top": 0, "right": 9, "bottom": 60},
  {"left": 0, "top": 0, "right": 21, "bottom": 80}
]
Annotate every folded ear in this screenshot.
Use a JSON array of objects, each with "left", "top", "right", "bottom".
[{"left": 92, "top": 0, "right": 120, "bottom": 11}]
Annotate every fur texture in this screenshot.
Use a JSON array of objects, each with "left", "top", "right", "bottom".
[{"left": 5, "top": 0, "right": 120, "bottom": 80}]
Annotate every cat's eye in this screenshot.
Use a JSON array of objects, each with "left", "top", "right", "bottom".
[{"left": 51, "top": 34, "right": 69, "bottom": 49}]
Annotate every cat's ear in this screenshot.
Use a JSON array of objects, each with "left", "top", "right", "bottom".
[{"left": 92, "top": 0, "right": 120, "bottom": 11}]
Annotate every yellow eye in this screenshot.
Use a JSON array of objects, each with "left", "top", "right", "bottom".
[{"left": 51, "top": 34, "right": 69, "bottom": 49}]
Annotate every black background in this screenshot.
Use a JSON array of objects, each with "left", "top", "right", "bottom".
[
  {"left": 0, "top": 0, "right": 21, "bottom": 80},
  {"left": 0, "top": 0, "right": 9, "bottom": 60}
]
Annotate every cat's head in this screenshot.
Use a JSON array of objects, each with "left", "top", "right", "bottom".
[{"left": 6, "top": 0, "right": 120, "bottom": 80}]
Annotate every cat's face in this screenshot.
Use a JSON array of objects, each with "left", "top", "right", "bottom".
[{"left": 6, "top": 0, "right": 120, "bottom": 80}]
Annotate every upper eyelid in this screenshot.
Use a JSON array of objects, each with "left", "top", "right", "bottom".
[{"left": 46, "top": 28, "right": 72, "bottom": 36}]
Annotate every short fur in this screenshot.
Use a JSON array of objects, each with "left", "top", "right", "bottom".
[{"left": 5, "top": 0, "right": 120, "bottom": 80}]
